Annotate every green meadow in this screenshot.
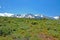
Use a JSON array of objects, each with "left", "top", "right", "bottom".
[{"left": 0, "top": 17, "right": 60, "bottom": 40}]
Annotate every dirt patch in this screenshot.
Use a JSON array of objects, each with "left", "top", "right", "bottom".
[{"left": 38, "top": 33, "right": 58, "bottom": 40}]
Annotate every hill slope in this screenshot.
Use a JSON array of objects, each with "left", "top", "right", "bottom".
[{"left": 0, "top": 17, "right": 60, "bottom": 40}]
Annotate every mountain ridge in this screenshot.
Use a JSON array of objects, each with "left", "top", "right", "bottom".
[{"left": 0, "top": 13, "right": 60, "bottom": 20}]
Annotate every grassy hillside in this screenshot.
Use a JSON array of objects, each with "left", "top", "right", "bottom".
[{"left": 0, "top": 17, "right": 60, "bottom": 40}]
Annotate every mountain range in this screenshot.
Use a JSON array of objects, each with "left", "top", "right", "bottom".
[{"left": 0, "top": 13, "right": 60, "bottom": 20}]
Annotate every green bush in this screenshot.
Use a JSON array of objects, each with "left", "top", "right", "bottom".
[
  {"left": 31, "top": 21, "right": 38, "bottom": 25},
  {"left": 0, "top": 26, "right": 12, "bottom": 37}
]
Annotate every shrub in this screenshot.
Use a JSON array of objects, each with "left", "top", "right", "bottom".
[
  {"left": 31, "top": 21, "right": 38, "bottom": 25},
  {"left": 0, "top": 26, "right": 12, "bottom": 37}
]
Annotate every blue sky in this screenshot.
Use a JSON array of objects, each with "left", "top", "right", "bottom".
[{"left": 0, "top": 0, "right": 60, "bottom": 16}]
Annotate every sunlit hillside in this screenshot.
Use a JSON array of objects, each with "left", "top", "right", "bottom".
[{"left": 0, "top": 17, "right": 60, "bottom": 40}]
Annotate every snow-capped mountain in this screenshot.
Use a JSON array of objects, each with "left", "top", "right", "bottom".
[
  {"left": 24, "top": 14, "right": 46, "bottom": 19},
  {"left": 24, "top": 14, "right": 35, "bottom": 18},
  {"left": 0, "top": 13, "right": 60, "bottom": 20},
  {"left": 13, "top": 14, "right": 21, "bottom": 18},
  {"left": 34, "top": 14, "right": 46, "bottom": 19},
  {"left": 35, "top": 14, "right": 44, "bottom": 17},
  {"left": 12, "top": 14, "right": 25, "bottom": 18}
]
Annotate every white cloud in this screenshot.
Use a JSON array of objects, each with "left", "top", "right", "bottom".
[
  {"left": 0, "top": 13, "right": 4, "bottom": 16},
  {"left": 0, "top": 13, "right": 14, "bottom": 17},
  {"left": 53, "top": 16, "right": 59, "bottom": 19}
]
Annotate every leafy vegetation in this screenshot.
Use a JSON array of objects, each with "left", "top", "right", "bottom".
[{"left": 0, "top": 17, "right": 60, "bottom": 40}]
